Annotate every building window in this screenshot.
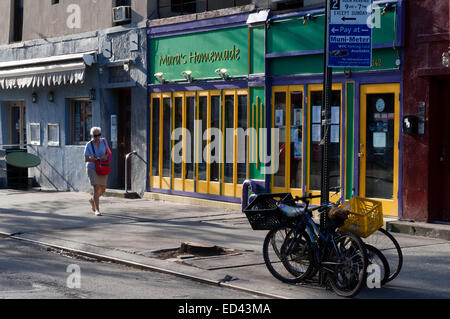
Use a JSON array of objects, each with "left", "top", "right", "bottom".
[
  {"left": 158, "top": 0, "right": 252, "bottom": 18},
  {"left": 12, "top": 0, "right": 24, "bottom": 42},
  {"left": 70, "top": 100, "right": 93, "bottom": 145},
  {"left": 115, "top": 0, "right": 131, "bottom": 6},
  {"left": 48, "top": 123, "right": 60, "bottom": 147},
  {"left": 29, "top": 123, "right": 41, "bottom": 146},
  {"left": 171, "top": 0, "right": 196, "bottom": 14}
]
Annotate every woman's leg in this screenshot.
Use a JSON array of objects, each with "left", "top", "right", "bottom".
[{"left": 94, "top": 185, "right": 101, "bottom": 213}]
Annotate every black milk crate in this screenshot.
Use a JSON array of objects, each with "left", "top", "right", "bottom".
[{"left": 243, "top": 193, "right": 295, "bottom": 230}]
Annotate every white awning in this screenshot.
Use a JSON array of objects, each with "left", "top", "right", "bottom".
[{"left": 0, "top": 51, "right": 96, "bottom": 90}]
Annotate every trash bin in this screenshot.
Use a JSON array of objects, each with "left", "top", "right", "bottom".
[
  {"left": 6, "top": 149, "right": 29, "bottom": 189},
  {"left": 0, "top": 150, "right": 6, "bottom": 188}
]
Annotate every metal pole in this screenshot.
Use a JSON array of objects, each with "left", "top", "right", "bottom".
[
  {"left": 125, "top": 151, "right": 137, "bottom": 193},
  {"left": 320, "top": 0, "right": 333, "bottom": 233}
]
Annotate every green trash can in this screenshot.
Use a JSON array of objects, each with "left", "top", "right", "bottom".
[{"left": 5, "top": 149, "right": 40, "bottom": 189}]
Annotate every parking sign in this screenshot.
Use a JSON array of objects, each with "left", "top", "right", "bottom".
[{"left": 328, "top": 0, "right": 373, "bottom": 68}]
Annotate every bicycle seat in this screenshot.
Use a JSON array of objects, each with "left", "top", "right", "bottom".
[{"left": 277, "top": 203, "right": 305, "bottom": 218}]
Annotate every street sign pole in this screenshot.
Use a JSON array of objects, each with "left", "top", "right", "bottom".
[
  {"left": 320, "top": 0, "right": 332, "bottom": 233},
  {"left": 320, "top": 0, "right": 373, "bottom": 233}
]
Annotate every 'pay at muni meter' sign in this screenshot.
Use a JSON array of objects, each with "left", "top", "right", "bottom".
[{"left": 328, "top": 0, "right": 373, "bottom": 68}]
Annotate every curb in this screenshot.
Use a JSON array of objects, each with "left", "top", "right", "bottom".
[
  {"left": 388, "top": 221, "right": 450, "bottom": 241},
  {"left": 143, "top": 192, "right": 242, "bottom": 211},
  {"left": 2, "top": 233, "right": 287, "bottom": 299}
]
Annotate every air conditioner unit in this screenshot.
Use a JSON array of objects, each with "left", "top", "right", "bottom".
[{"left": 113, "top": 6, "right": 131, "bottom": 23}]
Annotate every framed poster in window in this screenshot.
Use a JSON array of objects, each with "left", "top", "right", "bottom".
[
  {"left": 48, "top": 123, "right": 60, "bottom": 147},
  {"left": 29, "top": 123, "right": 41, "bottom": 146}
]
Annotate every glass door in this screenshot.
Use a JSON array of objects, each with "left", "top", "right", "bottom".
[{"left": 360, "top": 84, "right": 400, "bottom": 217}]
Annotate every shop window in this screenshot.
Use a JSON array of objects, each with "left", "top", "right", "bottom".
[
  {"left": 151, "top": 97, "right": 160, "bottom": 178},
  {"left": 309, "top": 89, "right": 341, "bottom": 191},
  {"left": 272, "top": 86, "right": 304, "bottom": 196},
  {"left": 185, "top": 96, "right": 195, "bottom": 180},
  {"left": 210, "top": 95, "right": 221, "bottom": 182},
  {"left": 69, "top": 100, "right": 92, "bottom": 145},
  {"left": 173, "top": 96, "right": 183, "bottom": 180},
  {"left": 224, "top": 94, "right": 235, "bottom": 185},
  {"left": 162, "top": 97, "right": 172, "bottom": 178},
  {"left": 150, "top": 90, "right": 248, "bottom": 197}
]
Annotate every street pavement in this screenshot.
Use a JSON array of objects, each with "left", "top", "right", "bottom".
[{"left": 0, "top": 189, "right": 449, "bottom": 299}]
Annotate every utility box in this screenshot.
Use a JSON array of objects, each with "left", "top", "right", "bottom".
[{"left": 403, "top": 116, "right": 419, "bottom": 135}]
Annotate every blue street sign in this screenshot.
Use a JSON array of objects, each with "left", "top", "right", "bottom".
[{"left": 328, "top": 0, "right": 373, "bottom": 68}]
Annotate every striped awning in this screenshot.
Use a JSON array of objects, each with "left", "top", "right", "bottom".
[{"left": 0, "top": 52, "right": 96, "bottom": 90}]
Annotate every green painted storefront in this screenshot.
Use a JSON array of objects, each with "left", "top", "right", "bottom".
[{"left": 148, "top": 2, "right": 403, "bottom": 216}]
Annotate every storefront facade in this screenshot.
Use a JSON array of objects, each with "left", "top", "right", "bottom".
[{"left": 148, "top": 1, "right": 404, "bottom": 217}]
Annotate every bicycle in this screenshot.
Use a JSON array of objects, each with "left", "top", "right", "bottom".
[
  {"left": 363, "top": 227, "right": 403, "bottom": 284},
  {"left": 260, "top": 193, "right": 369, "bottom": 298}
]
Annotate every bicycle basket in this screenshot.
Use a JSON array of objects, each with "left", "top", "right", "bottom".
[
  {"left": 338, "top": 197, "right": 384, "bottom": 238},
  {"left": 243, "top": 193, "right": 293, "bottom": 230}
]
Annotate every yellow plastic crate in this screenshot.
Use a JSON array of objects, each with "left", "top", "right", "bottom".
[{"left": 338, "top": 197, "right": 384, "bottom": 238}]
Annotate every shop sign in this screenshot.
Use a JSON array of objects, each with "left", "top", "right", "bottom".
[
  {"left": 159, "top": 45, "right": 241, "bottom": 67},
  {"left": 328, "top": 0, "right": 373, "bottom": 68}
]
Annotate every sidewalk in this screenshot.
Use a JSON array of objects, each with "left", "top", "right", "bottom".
[{"left": 0, "top": 189, "right": 449, "bottom": 299}]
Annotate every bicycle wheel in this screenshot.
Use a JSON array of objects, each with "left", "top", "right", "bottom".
[
  {"left": 263, "top": 225, "right": 314, "bottom": 284},
  {"left": 328, "top": 232, "right": 368, "bottom": 298},
  {"left": 363, "top": 228, "right": 403, "bottom": 283},
  {"left": 366, "top": 244, "right": 390, "bottom": 287}
]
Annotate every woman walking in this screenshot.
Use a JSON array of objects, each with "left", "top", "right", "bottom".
[{"left": 85, "top": 127, "right": 110, "bottom": 216}]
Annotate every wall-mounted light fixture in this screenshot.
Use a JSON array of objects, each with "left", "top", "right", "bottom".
[
  {"left": 32, "top": 92, "right": 38, "bottom": 103},
  {"left": 442, "top": 49, "right": 450, "bottom": 68},
  {"left": 382, "top": 3, "right": 394, "bottom": 16},
  {"left": 302, "top": 14, "right": 316, "bottom": 26},
  {"left": 123, "top": 62, "right": 130, "bottom": 72},
  {"left": 344, "top": 68, "right": 352, "bottom": 79},
  {"left": 89, "top": 88, "right": 96, "bottom": 101},
  {"left": 215, "top": 68, "right": 230, "bottom": 80},
  {"left": 48, "top": 91, "right": 55, "bottom": 103},
  {"left": 154, "top": 72, "right": 166, "bottom": 84},
  {"left": 181, "top": 71, "right": 193, "bottom": 82}
]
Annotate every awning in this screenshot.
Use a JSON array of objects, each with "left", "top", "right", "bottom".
[{"left": 0, "top": 51, "right": 97, "bottom": 90}]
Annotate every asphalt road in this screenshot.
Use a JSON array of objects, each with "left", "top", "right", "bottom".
[{"left": 0, "top": 238, "right": 262, "bottom": 299}]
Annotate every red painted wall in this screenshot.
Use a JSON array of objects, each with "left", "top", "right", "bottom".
[{"left": 402, "top": 0, "right": 450, "bottom": 222}]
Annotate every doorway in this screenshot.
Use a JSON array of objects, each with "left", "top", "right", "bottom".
[
  {"left": 117, "top": 89, "right": 131, "bottom": 189},
  {"left": 9, "top": 101, "right": 26, "bottom": 148},
  {"left": 429, "top": 80, "right": 450, "bottom": 221},
  {"left": 359, "top": 84, "right": 400, "bottom": 217}
]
